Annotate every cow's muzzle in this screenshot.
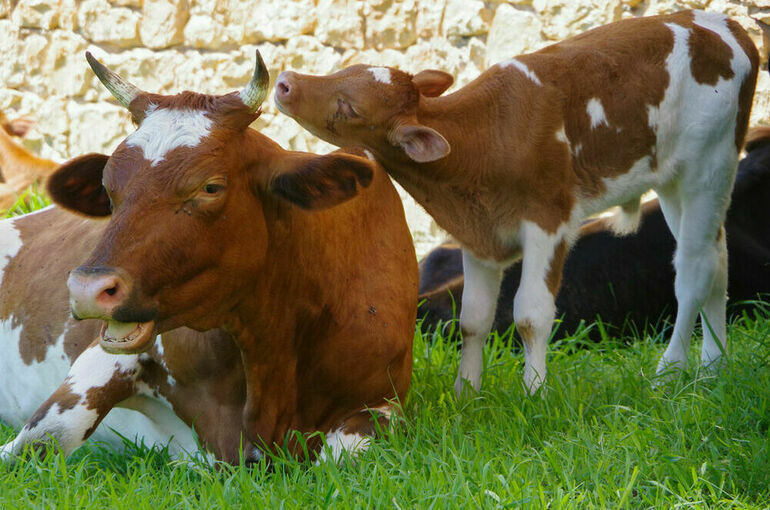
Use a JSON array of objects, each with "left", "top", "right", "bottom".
[{"left": 67, "top": 266, "right": 157, "bottom": 354}]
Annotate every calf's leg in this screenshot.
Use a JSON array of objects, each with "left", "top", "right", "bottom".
[
  {"left": 656, "top": 189, "right": 731, "bottom": 376},
  {"left": 0, "top": 341, "right": 139, "bottom": 461},
  {"left": 513, "top": 222, "right": 569, "bottom": 394},
  {"left": 454, "top": 250, "right": 503, "bottom": 397}
]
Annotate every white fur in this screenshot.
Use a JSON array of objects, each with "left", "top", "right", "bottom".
[
  {"left": 318, "top": 429, "right": 371, "bottom": 463},
  {"left": 586, "top": 98, "right": 608, "bottom": 129},
  {"left": 126, "top": 106, "right": 213, "bottom": 166},
  {"left": 499, "top": 59, "right": 542, "bottom": 86},
  {"left": 454, "top": 250, "right": 504, "bottom": 396},
  {"left": 368, "top": 67, "right": 392, "bottom": 85}
]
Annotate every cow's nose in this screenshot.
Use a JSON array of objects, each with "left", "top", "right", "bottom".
[
  {"left": 67, "top": 266, "right": 131, "bottom": 320},
  {"left": 275, "top": 71, "right": 295, "bottom": 102}
]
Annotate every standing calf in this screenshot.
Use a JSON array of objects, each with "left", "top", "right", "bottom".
[
  {"left": 418, "top": 127, "right": 770, "bottom": 338},
  {"left": 275, "top": 11, "right": 759, "bottom": 394}
]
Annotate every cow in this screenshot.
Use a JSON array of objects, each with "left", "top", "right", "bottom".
[
  {"left": 418, "top": 126, "right": 770, "bottom": 339},
  {"left": 1, "top": 51, "right": 417, "bottom": 464},
  {"left": 273, "top": 10, "right": 759, "bottom": 395},
  {"left": 0, "top": 112, "right": 59, "bottom": 210}
]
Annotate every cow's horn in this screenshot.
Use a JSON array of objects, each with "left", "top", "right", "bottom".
[
  {"left": 85, "top": 52, "right": 142, "bottom": 109},
  {"left": 240, "top": 50, "right": 270, "bottom": 113}
]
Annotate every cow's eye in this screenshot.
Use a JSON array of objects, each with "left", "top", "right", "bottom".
[{"left": 203, "top": 183, "right": 224, "bottom": 194}]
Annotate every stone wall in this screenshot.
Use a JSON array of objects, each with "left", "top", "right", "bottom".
[{"left": 1, "top": 0, "right": 768, "bottom": 257}]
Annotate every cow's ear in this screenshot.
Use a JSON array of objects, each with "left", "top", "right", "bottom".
[
  {"left": 412, "top": 70, "right": 454, "bottom": 97},
  {"left": 47, "top": 153, "right": 111, "bottom": 217},
  {"left": 390, "top": 122, "right": 450, "bottom": 163},
  {"left": 2, "top": 117, "right": 34, "bottom": 138},
  {"left": 267, "top": 151, "right": 375, "bottom": 210}
]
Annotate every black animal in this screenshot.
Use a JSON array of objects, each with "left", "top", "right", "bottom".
[{"left": 419, "top": 127, "right": 770, "bottom": 340}]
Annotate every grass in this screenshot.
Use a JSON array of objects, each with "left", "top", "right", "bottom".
[
  {"left": 1, "top": 313, "right": 769, "bottom": 508},
  {"left": 1, "top": 192, "right": 769, "bottom": 508}
]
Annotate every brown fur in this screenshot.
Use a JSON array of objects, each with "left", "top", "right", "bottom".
[
  {"left": 277, "top": 11, "right": 758, "bottom": 264},
  {"left": 48, "top": 90, "right": 418, "bottom": 460}
]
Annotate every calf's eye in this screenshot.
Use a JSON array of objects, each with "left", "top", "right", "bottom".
[{"left": 203, "top": 183, "right": 225, "bottom": 194}]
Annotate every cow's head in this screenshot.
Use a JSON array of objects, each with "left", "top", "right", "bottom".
[
  {"left": 274, "top": 65, "right": 453, "bottom": 163},
  {"left": 50, "top": 52, "right": 376, "bottom": 354}
]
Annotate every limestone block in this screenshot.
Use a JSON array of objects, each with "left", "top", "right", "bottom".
[
  {"left": 315, "top": 0, "right": 365, "bottom": 49},
  {"left": 0, "top": 0, "right": 8, "bottom": 18},
  {"left": 183, "top": 14, "right": 226, "bottom": 48},
  {"left": 79, "top": 0, "right": 140, "bottom": 47},
  {"left": 39, "top": 31, "right": 91, "bottom": 97},
  {"left": 486, "top": 4, "right": 546, "bottom": 67},
  {"left": 416, "top": 1, "right": 444, "bottom": 39},
  {"left": 113, "top": 0, "right": 143, "bottom": 6},
  {"left": 751, "top": 71, "right": 770, "bottom": 128},
  {"left": 284, "top": 36, "right": 343, "bottom": 74},
  {"left": 345, "top": 48, "right": 407, "bottom": 68},
  {"left": 67, "top": 101, "right": 134, "bottom": 155},
  {"left": 12, "top": 0, "right": 61, "bottom": 29},
  {"left": 58, "top": 0, "right": 78, "bottom": 30},
  {"left": 140, "top": 0, "right": 189, "bottom": 49},
  {"left": 364, "top": 0, "right": 418, "bottom": 50},
  {"left": 404, "top": 39, "right": 483, "bottom": 89},
  {"left": 443, "top": 0, "right": 491, "bottom": 42},
  {"left": 533, "top": 0, "right": 623, "bottom": 41},
  {"left": 216, "top": 0, "right": 316, "bottom": 44},
  {"left": 0, "top": 22, "right": 23, "bottom": 88}
]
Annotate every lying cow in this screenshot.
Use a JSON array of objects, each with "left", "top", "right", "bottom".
[
  {"left": 418, "top": 126, "right": 770, "bottom": 339},
  {"left": 274, "top": 10, "right": 759, "bottom": 395},
  {"left": 1, "top": 51, "right": 417, "bottom": 463},
  {"left": 0, "top": 112, "right": 58, "bottom": 210}
]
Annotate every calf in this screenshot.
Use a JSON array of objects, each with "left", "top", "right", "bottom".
[
  {"left": 419, "top": 127, "right": 770, "bottom": 338},
  {"left": 0, "top": 112, "right": 58, "bottom": 210},
  {"left": 274, "top": 11, "right": 759, "bottom": 394},
  {"left": 41, "top": 51, "right": 417, "bottom": 462}
]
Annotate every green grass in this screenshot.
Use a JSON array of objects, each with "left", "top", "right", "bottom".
[
  {"left": 2, "top": 184, "right": 51, "bottom": 218},
  {"left": 2, "top": 194, "right": 769, "bottom": 508},
  {"left": 1, "top": 312, "right": 768, "bottom": 508}
]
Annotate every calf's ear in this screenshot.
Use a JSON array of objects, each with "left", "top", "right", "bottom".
[
  {"left": 47, "top": 153, "right": 111, "bottom": 217},
  {"left": 268, "top": 152, "right": 375, "bottom": 210},
  {"left": 412, "top": 70, "right": 454, "bottom": 97},
  {"left": 390, "top": 123, "right": 450, "bottom": 163}
]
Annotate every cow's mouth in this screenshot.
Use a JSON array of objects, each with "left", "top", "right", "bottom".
[{"left": 99, "top": 320, "right": 156, "bottom": 354}]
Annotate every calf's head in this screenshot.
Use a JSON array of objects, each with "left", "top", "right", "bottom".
[
  {"left": 50, "top": 52, "right": 376, "bottom": 354},
  {"left": 274, "top": 65, "right": 453, "bottom": 163}
]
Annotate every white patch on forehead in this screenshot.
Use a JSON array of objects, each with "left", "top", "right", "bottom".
[
  {"left": 126, "top": 105, "right": 213, "bottom": 166},
  {"left": 586, "top": 98, "right": 608, "bottom": 129},
  {"left": 499, "top": 59, "right": 542, "bottom": 86},
  {"left": 555, "top": 126, "right": 569, "bottom": 144},
  {"left": 368, "top": 67, "right": 392, "bottom": 84}
]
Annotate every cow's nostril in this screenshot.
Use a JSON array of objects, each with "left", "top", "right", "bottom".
[
  {"left": 104, "top": 286, "right": 118, "bottom": 297},
  {"left": 278, "top": 82, "right": 290, "bottom": 96}
]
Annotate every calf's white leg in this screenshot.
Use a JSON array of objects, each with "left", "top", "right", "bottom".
[
  {"left": 513, "top": 221, "right": 570, "bottom": 394},
  {"left": 454, "top": 250, "right": 503, "bottom": 397}
]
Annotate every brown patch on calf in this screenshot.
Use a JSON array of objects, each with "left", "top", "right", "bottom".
[
  {"left": 545, "top": 240, "right": 568, "bottom": 297},
  {"left": 27, "top": 380, "right": 80, "bottom": 429},
  {"left": 0, "top": 208, "right": 104, "bottom": 364},
  {"left": 728, "top": 19, "right": 760, "bottom": 152},
  {"left": 688, "top": 23, "right": 734, "bottom": 86}
]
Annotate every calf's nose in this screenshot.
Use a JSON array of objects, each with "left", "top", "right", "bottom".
[
  {"left": 275, "top": 71, "right": 296, "bottom": 102},
  {"left": 67, "top": 266, "right": 131, "bottom": 320}
]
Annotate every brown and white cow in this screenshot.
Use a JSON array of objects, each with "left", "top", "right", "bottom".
[
  {"left": 0, "top": 208, "right": 243, "bottom": 462},
  {"left": 1, "top": 51, "right": 417, "bottom": 463},
  {"left": 274, "top": 11, "right": 759, "bottom": 395},
  {"left": 0, "top": 113, "right": 59, "bottom": 210}
]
